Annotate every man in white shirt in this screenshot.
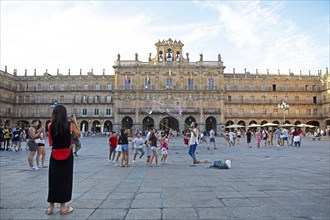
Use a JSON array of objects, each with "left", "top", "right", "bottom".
[{"left": 188, "top": 122, "right": 200, "bottom": 165}]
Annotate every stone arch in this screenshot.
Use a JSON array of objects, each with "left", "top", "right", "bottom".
[
  {"left": 121, "top": 117, "right": 133, "bottom": 130},
  {"left": 185, "top": 116, "right": 197, "bottom": 131},
  {"left": 294, "top": 120, "right": 302, "bottom": 125},
  {"left": 261, "top": 120, "right": 268, "bottom": 125},
  {"left": 205, "top": 116, "right": 217, "bottom": 133},
  {"left": 92, "top": 120, "right": 101, "bottom": 133},
  {"left": 160, "top": 116, "right": 179, "bottom": 131},
  {"left": 142, "top": 116, "right": 154, "bottom": 133},
  {"left": 249, "top": 120, "right": 258, "bottom": 125},
  {"left": 225, "top": 120, "right": 234, "bottom": 126},
  {"left": 104, "top": 120, "right": 113, "bottom": 132},
  {"left": 80, "top": 120, "right": 89, "bottom": 132}
]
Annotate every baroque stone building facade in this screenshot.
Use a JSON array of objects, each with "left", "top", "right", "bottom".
[{"left": 1, "top": 38, "right": 329, "bottom": 133}]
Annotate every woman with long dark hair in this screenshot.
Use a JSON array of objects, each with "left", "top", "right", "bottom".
[{"left": 46, "top": 105, "right": 80, "bottom": 215}]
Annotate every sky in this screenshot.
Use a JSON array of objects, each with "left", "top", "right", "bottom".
[{"left": 1, "top": 0, "right": 329, "bottom": 76}]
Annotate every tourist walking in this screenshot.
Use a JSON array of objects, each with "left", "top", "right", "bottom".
[
  {"left": 188, "top": 122, "right": 200, "bottom": 165},
  {"left": 36, "top": 121, "right": 47, "bottom": 168},
  {"left": 149, "top": 129, "right": 160, "bottom": 167},
  {"left": 255, "top": 129, "right": 262, "bottom": 148},
  {"left": 46, "top": 105, "right": 80, "bottom": 215},
  {"left": 208, "top": 128, "right": 217, "bottom": 150},
  {"left": 246, "top": 129, "right": 252, "bottom": 148},
  {"left": 108, "top": 131, "right": 117, "bottom": 163},
  {"left": 28, "top": 120, "right": 43, "bottom": 170}
]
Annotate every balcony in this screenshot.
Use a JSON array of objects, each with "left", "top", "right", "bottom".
[
  {"left": 182, "top": 108, "right": 199, "bottom": 114},
  {"left": 203, "top": 108, "right": 221, "bottom": 114},
  {"left": 118, "top": 108, "right": 136, "bottom": 114},
  {"left": 224, "top": 113, "right": 323, "bottom": 119},
  {"left": 225, "top": 99, "right": 321, "bottom": 105}
]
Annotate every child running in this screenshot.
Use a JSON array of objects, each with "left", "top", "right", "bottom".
[
  {"left": 160, "top": 132, "right": 170, "bottom": 163},
  {"left": 132, "top": 132, "right": 145, "bottom": 163}
]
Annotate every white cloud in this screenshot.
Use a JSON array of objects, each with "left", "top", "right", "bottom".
[{"left": 1, "top": 1, "right": 328, "bottom": 75}]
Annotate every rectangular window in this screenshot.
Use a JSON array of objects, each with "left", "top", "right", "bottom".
[
  {"left": 124, "top": 79, "right": 131, "bottom": 90},
  {"left": 237, "top": 84, "right": 243, "bottom": 90},
  {"left": 295, "top": 96, "right": 299, "bottom": 102},
  {"left": 25, "top": 96, "right": 29, "bottom": 103},
  {"left": 226, "top": 84, "right": 232, "bottom": 90},
  {"left": 208, "top": 78, "right": 215, "bottom": 89},
  {"left": 295, "top": 109, "right": 300, "bottom": 116},
  {"left": 262, "top": 96, "right": 266, "bottom": 101},
  {"left": 228, "top": 108, "right": 232, "bottom": 114},
  {"left": 260, "top": 84, "right": 266, "bottom": 91},
  {"left": 60, "top": 95, "right": 64, "bottom": 103},
  {"left": 95, "top": 84, "right": 100, "bottom": 90},
  {"left": 94, "top": 95, "right": 100, "bottom": 103},
  {"left": 272, "top": 84, "right": 276, "bottom": 91},
  {"left": 82, "top": 95, "right": 88, "bottom": 103},
  {"left": 307, "top": 109, "right": 311, "bottom": 115},
  {"left": 26, "top": 84, "right": 29, "bottom": 91},
  {"left": 239, "top": 95, "right": 243, "bottom": 102},
  {"left": 273, "top": 96, "right": 277, "bottom": 103},
  {"left": 249, "top": 84, "right": 254, "bottom": 90},
  {"left": 94, "top": 108, "right": 99, "bottom": 116},
  {"left": 82, "top": 108, "right": 87, "bottom": 116},
  {"left": 313, "top": 109, "right": 318, "bottom": 115},
  {"left": 49, "top": 84, "right": 53, "bottom": 90},
  {"left": 107, "top": 84, "right": 112, "bottom": 90},
  {"left": 251, "top": 96, "right": 255, "bottom": 102},
  {"left": 239, "top": 108, "right": 244, "bottom": 115},
  {"left": 312, "top": 85, "right": 317, "bottom": 91},
  {"left": 284, "top": 96, "right": 288, "bottom": 102},
  {"left": 305, "top": 85, "right": 309, "bottom": 91},
  {"left": 313, "top": 96, "right": 317, "bottom": 104},
  {"left": 145, "top": 78, "right": 151, "bottom": 89},
  {"left": 228, "top": 95, "right": 232, "bottom": 102},
  {"left": 106, "top": 96, "right": 112, "bottom": 103},
  {"left": 250, "top": 108, "right": 255, "bottom": 114},
  {"left": 83, "top": 84, "right": 88, "bottom": 90},
  {"left": 284, "top": 84, "right": 288, "bottom": 91},
  {"left": 188, "top": 79, "right": 194, "bottom": 89},
  {"left": 166, "top": 78, "right": 173, "bottom": 89},
  {"left": 38, "top": 84, "right": 41, "bottom": 90},
  {"left": 273, "top": 109, "right": 278, "bottom": 115},
  {"left": 261, "top": 108, "right": 266, "bottom": 115},
  {"left": 106, "top": 108, "right": 112, "bottom": 116}
]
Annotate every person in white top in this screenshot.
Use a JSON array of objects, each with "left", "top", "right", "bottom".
[
  {"left": 132, "top": 132, "right": 145, "bottom": 163},
  {"left": 208, "top": 128, "right": 217, "bottom": 150},
  {"left": 188, "top": 122, "right": 200, "bottom": 165}
]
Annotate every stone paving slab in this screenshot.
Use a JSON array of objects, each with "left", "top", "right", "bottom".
[{"left": 1, "top": 136, "right": 329, "bottom": 219}]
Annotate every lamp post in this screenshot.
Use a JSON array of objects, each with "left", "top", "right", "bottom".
[{"left": 278, "top": 101, "right": 289, "bottom": 124}]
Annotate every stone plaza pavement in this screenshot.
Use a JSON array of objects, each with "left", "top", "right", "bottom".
[{"left": 0, "top": 136, "right": 329, "bottom": 220}]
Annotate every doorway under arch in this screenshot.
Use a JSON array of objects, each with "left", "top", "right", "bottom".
[
  {"left": 122, "top": 117, "right": 133, "bottom": 130},
  {"left": 205, "top": 116, "right": 217, "bottom": 133},
  {"left": 142, "top": 117, "right": 154, "bottom": 132},
  {"left": 80, "top": 120, "right": 89, "bottom": 132},
  {"left": 160, "top": 116, "right": 179, "bottom": 131},
  {"left": 92, "top": 120, "right": 101, "bottom": 133},
  {"left": 104, "top": 120, "right": 113, "bottom": 132}
]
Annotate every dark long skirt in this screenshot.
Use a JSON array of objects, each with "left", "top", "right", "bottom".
[{"left": 47, "top": 150, "right": 74, "bottom": 203}]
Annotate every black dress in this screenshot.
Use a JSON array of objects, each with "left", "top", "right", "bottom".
[{"left": 47, "top": 123, "right": 73, "bottom": 203}]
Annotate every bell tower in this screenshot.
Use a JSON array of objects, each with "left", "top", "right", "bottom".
[{"left": 153, "top": 38, "right": 184, "bottom": 64}]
